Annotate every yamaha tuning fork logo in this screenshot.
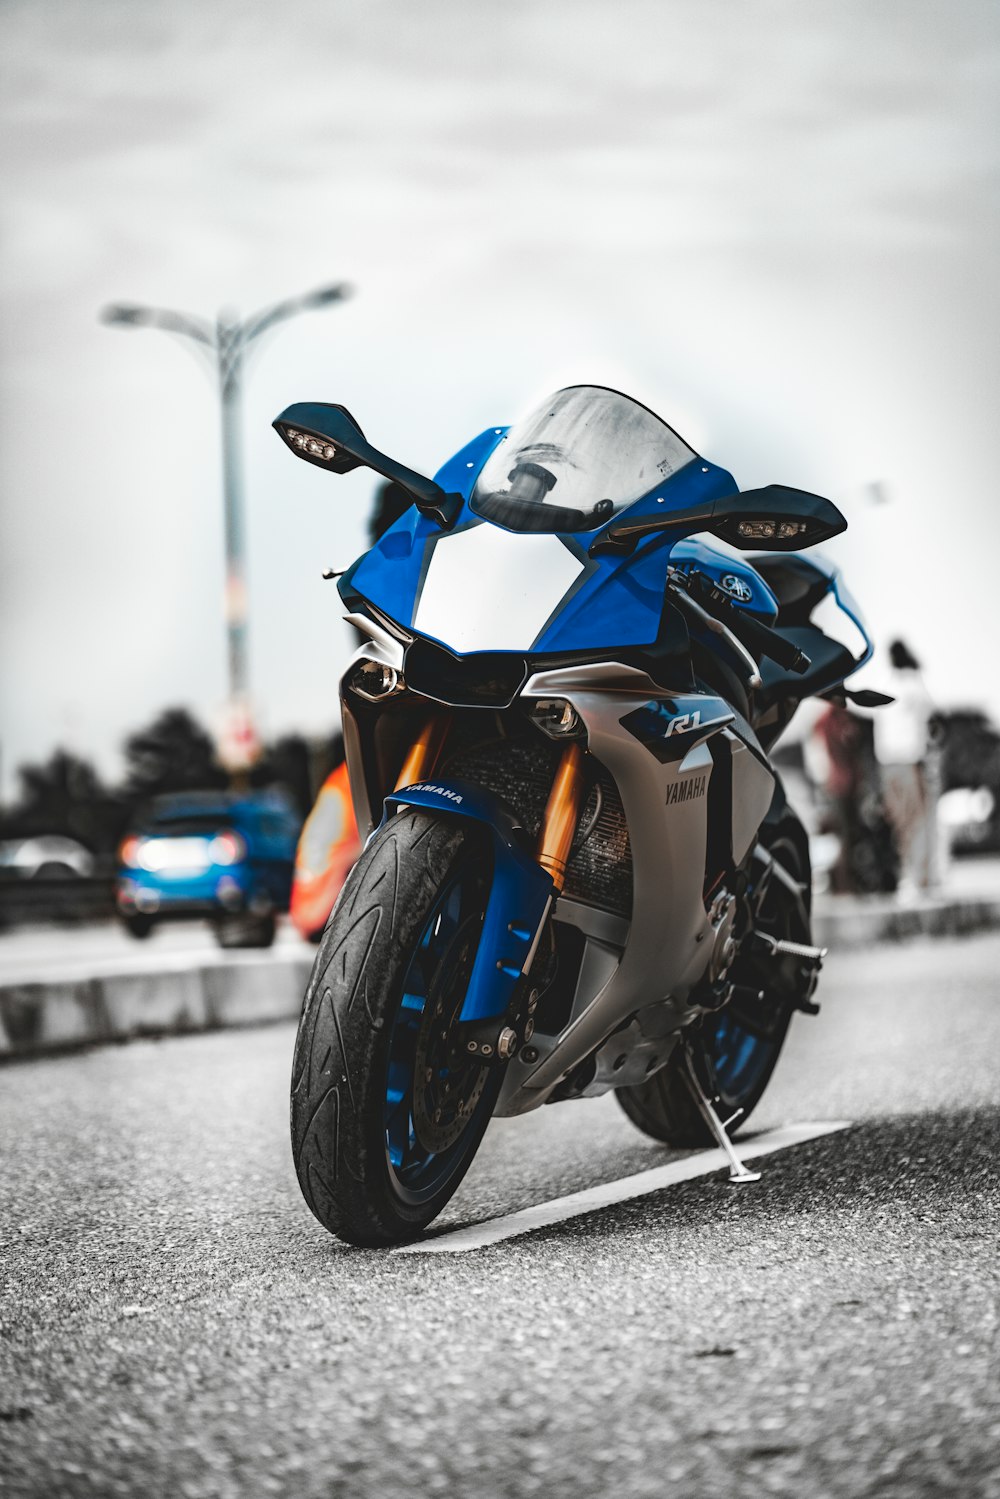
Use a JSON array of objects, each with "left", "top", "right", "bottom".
[{"left": 720, "top": 573, "right": 754, "bottom": 603}]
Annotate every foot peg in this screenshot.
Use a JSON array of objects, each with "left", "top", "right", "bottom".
[
  {"left": 751, "top": 932, "right": 826, "bottom": 1016},
  {"left": 680, "top": 1047, "right": 761, "bottom": 1185},
  {"left": 753, "top": 932, "right": 827, "bottom": 964}
]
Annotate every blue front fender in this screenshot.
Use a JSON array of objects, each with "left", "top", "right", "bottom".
[{"left": 377, "top": 779, "right": 556, "bottom": 1024}]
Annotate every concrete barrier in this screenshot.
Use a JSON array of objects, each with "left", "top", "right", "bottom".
[{"left": 0, "top": 953, "right": 311, "bottom": 1060}]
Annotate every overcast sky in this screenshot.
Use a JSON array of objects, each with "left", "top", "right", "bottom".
[{"left": 1, "top": 0, "right": 998, "bottom": 796}]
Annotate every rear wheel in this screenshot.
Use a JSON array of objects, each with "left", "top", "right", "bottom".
[
  {"left": 290, "top": 809, "right": 500, "bottom": 1246},
  {"left": 617, "top": 816, "right": 811, "bottom": 1147}
]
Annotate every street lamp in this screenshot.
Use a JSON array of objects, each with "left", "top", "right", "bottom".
[{"left": 101, "top": 282, "right": 352, "bottom": 769}]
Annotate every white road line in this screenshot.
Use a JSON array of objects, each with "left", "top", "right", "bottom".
[{"left": 396, "top": 1120, "right": 852, "bottom": 1255}]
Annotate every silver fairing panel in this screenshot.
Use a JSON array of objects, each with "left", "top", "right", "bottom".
[{"left": 495, "top": 662, "right": 774, "bottom": 1115}]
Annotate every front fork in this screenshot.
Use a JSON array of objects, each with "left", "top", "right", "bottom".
[
  {"left": 394, "top": 713, "right": 451, "bottom": 794},
  {"left": 392, "top": 711, "right": 587, "bottom": 1057},
  {"left": 395, "top": 712, "right": 587, "bottom": 894}
]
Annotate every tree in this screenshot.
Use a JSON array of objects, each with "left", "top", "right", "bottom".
[
  {"left": 251, "top": 732, "right": 345, "bottom": 815},
  {"left": 4, "top": 748, "right": 126, "bottom": 856},
  {"left": 251, "top": 734, "right": 313, "bottom": 815},
  {"left": 123, "top": 708, "right": 226, "bottom": 801}
]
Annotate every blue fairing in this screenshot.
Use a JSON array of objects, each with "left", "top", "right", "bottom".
[
  {"left": 667, "top": 539, "right": 779, "bottom": 625},
  {"left": 801, "top": 551, "right": 875, "bottom": 668},
  {"left": 340, "top": 426, "right": 775, "bottom": 656}
]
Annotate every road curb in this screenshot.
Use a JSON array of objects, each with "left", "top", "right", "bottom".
[
  {"left": 2, "top": 894, "right": 999, "bottom": 1062},
  {"left": 0, "top": 953, "right": 312, "bottom": 1061},
  {"left": 813, "top": 893, "right": 1000, "bottom": 949}
]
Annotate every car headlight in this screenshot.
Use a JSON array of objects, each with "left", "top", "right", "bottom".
[
  {"left": 209, "top": 830, "right": 247, "bottom": 866},
  {"left": 119, "top": 835, "right": 142, "bottom": 868}
]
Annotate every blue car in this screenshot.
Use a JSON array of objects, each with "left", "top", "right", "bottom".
[{"left": 117, "top": 789, "right": 301, "bottom": 947}]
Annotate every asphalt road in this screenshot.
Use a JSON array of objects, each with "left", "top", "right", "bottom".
[{"left": 1, "top": 933, "right": 998, "bottom": 1499}]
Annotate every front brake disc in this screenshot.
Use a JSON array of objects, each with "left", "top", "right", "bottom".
[{"left": 412, "top": 915, "right": 489, "bottom": 1153}]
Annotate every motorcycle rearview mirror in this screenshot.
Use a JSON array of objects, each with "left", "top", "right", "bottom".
[
  {"left": 823, "top": 687, "right": 896, "bottom": 708},
  {"left": 708, "top": 486, "right": 848, "bottom": 551},
  {"left": 273, "top": 401, "right": 462, "bottom": 530},
  {"left": 590, "top": 484, "right": 847, "bottom": 557}
]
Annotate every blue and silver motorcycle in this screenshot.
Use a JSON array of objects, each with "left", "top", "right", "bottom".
[{"left": 277, "top": 385, "right": 881, "bottom": 1246}]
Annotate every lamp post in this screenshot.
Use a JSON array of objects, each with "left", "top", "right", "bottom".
[{"left": 101, "top": 283, "right": 351, "bottom": 769}]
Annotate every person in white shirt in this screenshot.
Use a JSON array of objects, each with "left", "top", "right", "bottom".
[{"left": 874, "top": 639, "right": 943, "bottom": 895}]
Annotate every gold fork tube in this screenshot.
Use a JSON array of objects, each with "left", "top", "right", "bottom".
[
  {"left": 395, "top": 714, "right": 450, "bottom": 792},
  {"left": 537, "top": 741, "right": 586, "bottom": 892}
]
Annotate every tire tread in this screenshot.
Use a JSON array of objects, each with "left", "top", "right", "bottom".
[{"left": 290, "top": 809, "right": 478, "bottom": 1245}]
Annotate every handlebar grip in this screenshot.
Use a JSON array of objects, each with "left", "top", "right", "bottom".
[
  {"left": 730, "top": 610, "right": 811, "bottom": 674},
  {"left": 679, "top": 568, "right": 812, "bottom": 675}
]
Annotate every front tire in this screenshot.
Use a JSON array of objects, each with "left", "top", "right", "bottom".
[{"left": 290, "top": 809, "right": 499, "bottom": 1246}]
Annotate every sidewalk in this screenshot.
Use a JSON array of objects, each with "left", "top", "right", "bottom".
[
  {"left": 3, "top": 860, "right": 999, "bottom": 1061},
  {"left": 0, "top": 942, "right": 313, "bottom": 1061},
  {"left": 813, "top": 854, "right": 1000, "bottom": 947}
]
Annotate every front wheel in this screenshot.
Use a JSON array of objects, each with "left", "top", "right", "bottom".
[{"left": 290, "top": 809, "right": 500, "bottom": 1246}]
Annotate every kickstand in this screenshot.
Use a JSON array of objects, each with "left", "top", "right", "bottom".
[{"left": 680, "top": 1046, "right": 761, "bottom": 1184}]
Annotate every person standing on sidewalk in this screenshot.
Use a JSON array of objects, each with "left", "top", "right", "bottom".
[
  {"left": 810, "top": 702, "right": 897, "bottom": 894},
  {"left": 874, "top": 639, "right": 943, "bottom": 896}
]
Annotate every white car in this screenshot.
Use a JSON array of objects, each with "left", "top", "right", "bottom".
[{"left": 0, "top": 835, "right": 95, "bottom": 879}]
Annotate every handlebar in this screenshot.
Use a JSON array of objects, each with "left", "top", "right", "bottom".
[{"left": 671, "top": 569, "right": 811, "bottom": 676}]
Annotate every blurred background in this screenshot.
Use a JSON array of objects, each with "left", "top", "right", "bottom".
[{"left": 2, "top": 0, "right": 999, "bottom": 926}]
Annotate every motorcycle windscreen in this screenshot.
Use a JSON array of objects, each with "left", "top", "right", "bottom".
[
  {"left": 343, "top": 385, "right": 738, "bottom": 655},
  {"left": 469, "top": 385, "right": 696, "bottom": 535}
]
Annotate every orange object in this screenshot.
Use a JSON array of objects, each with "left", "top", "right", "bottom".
[
  {"left": 537, "top": 742, "right": 586, "bottom": 891},
  {"left": 395, "top": 714, "right": 450, "bottom": 791},
  {"left": 290, "top": 761, "right": 362, "bottom": 940}
]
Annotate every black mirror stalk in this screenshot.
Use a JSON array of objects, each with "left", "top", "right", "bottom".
[
  {"left": 823, "top": 687, "right": 896, "bottom": 709},
  {"left": 273, "top": 402, "right": 462, "bottom": 530},
  {"left": 590, "top": 485, "right": 847, "bottom": 556}
]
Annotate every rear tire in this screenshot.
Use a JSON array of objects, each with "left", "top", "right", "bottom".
[
  {"left": 617, "top": 813, "right": 811, "bottom": 1147},
  {"left": 290, "top": 809, "right": 500, "bottom": 1246}
]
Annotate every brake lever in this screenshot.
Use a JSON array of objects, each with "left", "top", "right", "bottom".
[
  {"left": 676, "top": 568, "right": 811, "bottom": 675},
  {"left": 667, "top": 581, "right": 762, "bottom": 691}
]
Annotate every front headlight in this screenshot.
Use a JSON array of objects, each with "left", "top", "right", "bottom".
[
  {"left": 528, "top": 697, "right": 584, "bottom": 739},
  {"left": 348, "top": 659, "right": 406, "bottom": 702}
]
